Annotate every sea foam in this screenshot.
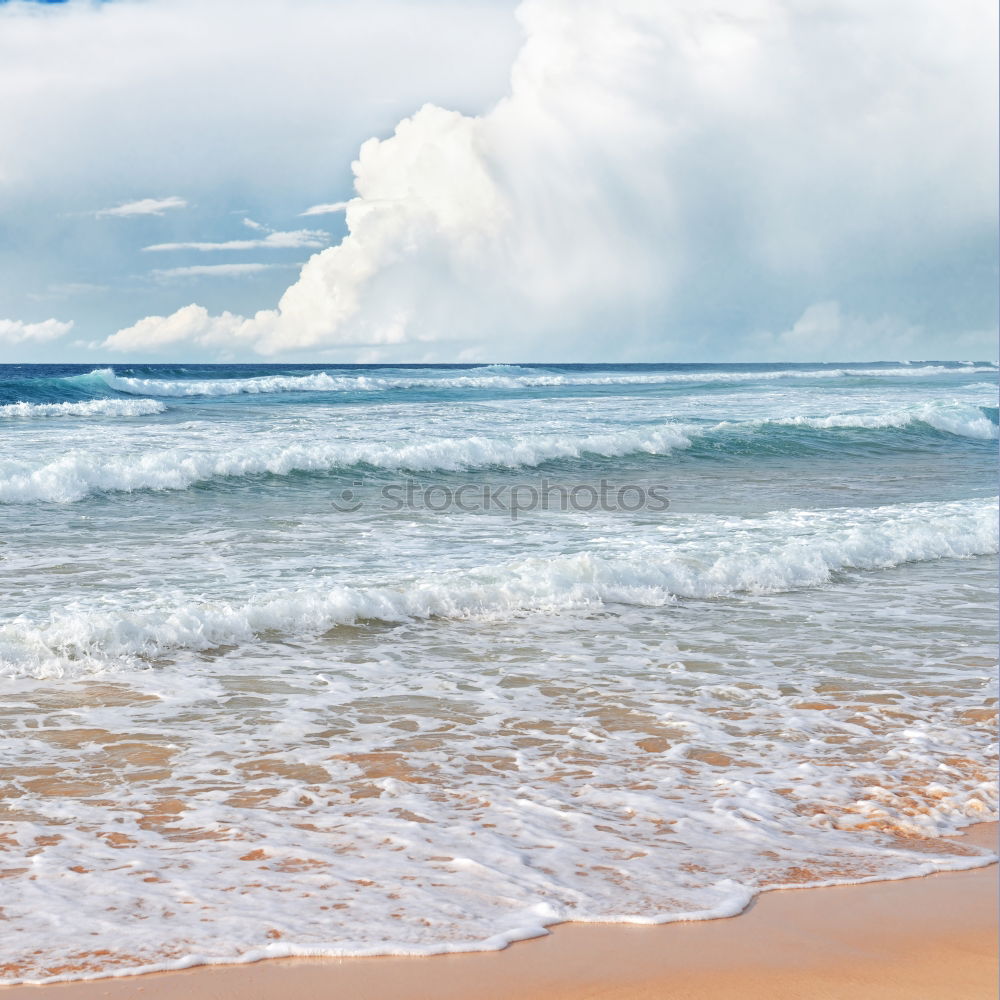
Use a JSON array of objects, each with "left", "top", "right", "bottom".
[
  {"left": 0, "top": 398, "right": 166, "bottom": 419},
  {"left": 89, "top": 364, "right": 999, "bottom": 398},
  {"left": 0, "top": 423, "right": 696, "bottom": 503},
  {"left": 2, "top": 359, "right": 997, "bottom": 986},
  {"left": 2, "top": 396, "right": 996, "bottom": 503},
  {"left": 759, "top": 401, "right": 999, "bottom": 439},
  {"left": 3, "top": 497, "right": 994, "bottom": 677}
]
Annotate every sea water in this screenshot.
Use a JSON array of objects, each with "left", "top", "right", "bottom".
[{"left": 0, "top": 361, "right": 997, "bottom": 982}]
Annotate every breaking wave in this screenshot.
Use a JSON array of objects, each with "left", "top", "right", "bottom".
[
  {"left": 0, "top": 424, "right": 697, "bottom": 503},
  {"left": 758, "top": 401, "right": 999, "bottom": 440},
  {"left": 0, "top": 398, "right": 166, "bottom": 419},
  {"left": 86, "top": 364, "right": 999, "bottom": 398},
  {"left": 2, "top": 497, "right": 995, "bottom": 677},
  {"left": 2, "top": 397, "right": 996, "bottom": 503}
]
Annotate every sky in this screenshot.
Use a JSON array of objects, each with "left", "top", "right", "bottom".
[{"left": 1, "top": 0, "right": 997, "bottom": 364}]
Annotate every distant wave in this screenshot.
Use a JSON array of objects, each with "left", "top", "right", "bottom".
[
  {"left": 0, "top": 398, "right": 166, "bottom": 419},
  {"left": 3, "top": 497, "right": 994, "bottom": 677},
  {"left": 87, "top": 365, "right": 1000, "bottom": 398},
  {"left": 753, "top": 401, "right": 999, "bottom": 440},
  {"left": 93, "top": 368, "right": 353, "bottom": 397}
]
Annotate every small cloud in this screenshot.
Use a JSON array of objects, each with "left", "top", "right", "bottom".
[
  {"left": 143, "top": 229, "right": 328, "bottom": 252},
  {"left": 0, "top": 317, "right": 74, "bottom": 344},
  {"left": 242, "top": 218, "right": 268, "bottom": 231},
  {"left": 143, "top": 229, "right": 330, "bottom": 252},
  {"left": 299, "top": 201, "right": 350, "bottom": 216},
  {"left": 96, "top": 196, "right": 187, "bottom": 218},
  {"left": 151, "top": 263, "right": 296, "bottom": 279}
]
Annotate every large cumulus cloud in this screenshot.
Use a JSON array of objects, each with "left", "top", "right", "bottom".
[{"left": 104, "top": 0, "right": 999, "bottom": 361}]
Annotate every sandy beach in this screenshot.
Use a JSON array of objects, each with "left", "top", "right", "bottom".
[
  {"left": 4, "top": 822, "right": 995, "bottom": 1000},
  {"left": 3, "top": 0, "right": 998, "bottom": 992}
]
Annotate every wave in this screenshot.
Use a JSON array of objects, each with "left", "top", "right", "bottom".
[
  {"left": 0, "top": 398, "right": 166, "bottom": 419},
  {"left": 3, "top": 497, "right": 995, "bottom": 677},
  {"left": 88, "top": 365, "right": 1000, "bottom": 398},
  {"left": 92, "top": 368, "right": 354, "bottom": 397},
  {"left": 3, "top": 399, "right": 996, "bottom": 503},
  {"left": 0, "top": 424, "right": 697, "bottom": 503},
  {"left": 760, "top": 401, "right": 999, "bottom": 440}
]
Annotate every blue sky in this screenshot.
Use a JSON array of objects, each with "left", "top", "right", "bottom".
[{"left": 0, "top": 0, "right": 996, "bottom": 363}]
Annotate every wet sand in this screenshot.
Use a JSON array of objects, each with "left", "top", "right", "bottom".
[{"left": 4, "top": 823, "right": 996, "bottom": 1000}]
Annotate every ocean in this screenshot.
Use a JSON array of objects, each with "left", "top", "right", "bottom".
[{"left": 1, "top": 360, "right": 997, "bottom": 983}]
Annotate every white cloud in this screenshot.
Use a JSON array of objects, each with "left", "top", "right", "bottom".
[
  {"left": 104, "top": 305, "right": 250, "bottom": 353},
  {"left": 299, "top": 202, "right": 350, "bottom": 217},
  {"left": 0, "top": 0, "right": 521, "bottom": 357},
  {"left": 0, "top": 317, "right": 73, "bottom": 344},
  {"left": 143, "top": 229, "right": 328, "bottom": 253},
  {"left": 96, "top": 196, "right": 187, "bottom": 218},
  {"left": 151, "top": 263, "right": 294, "bottom": 280},
  {"left": 0, "top": 1, "right": 519, "bottom": 198},
  {"left": 78, "top": 0, "right": 997, "bottom": 361}
]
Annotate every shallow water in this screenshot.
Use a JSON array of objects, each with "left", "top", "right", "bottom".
[{"left": 0, "top": 361, "right": 997, "bottom": 982}]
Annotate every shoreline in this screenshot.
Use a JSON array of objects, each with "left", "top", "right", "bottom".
[{"left": 4, "top": 822, "right": 996, "bottom": 999}]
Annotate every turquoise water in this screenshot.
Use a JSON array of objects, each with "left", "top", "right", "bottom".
[{"left": 1, "top": 361, "right": 997, "bottom": 982}]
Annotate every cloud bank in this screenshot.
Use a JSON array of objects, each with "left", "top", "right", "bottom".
[{"left": 61, "top": 1, "right": 1000, "bottom": 360}]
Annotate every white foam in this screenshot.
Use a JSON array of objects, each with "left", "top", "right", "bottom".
[
  {"left": 90, "top": 364, "right": 1000, "bottom": 398},
  {"left": 6, "top": 390, "right": 996, "bottom": 505},
  {"left": 3, "top": 497, "right": 994, "bottom": 677},
  {"left": 1, "top": 562, "right": 996, "bottom": 985},
  {"left": 762, "top": 400, "right": 999, "bottom": 439},
  {"left": 0, "top": 398, "right": 167, "bottom": 419},
  {"left": 0, "top": 423, "right": 695, "bottom": 503},
  {"left": 94, "top": 368, "right": 353, "bottom": 396},
  {"left": 3, "top": 364, "right": 997, "bottom": 986}
]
